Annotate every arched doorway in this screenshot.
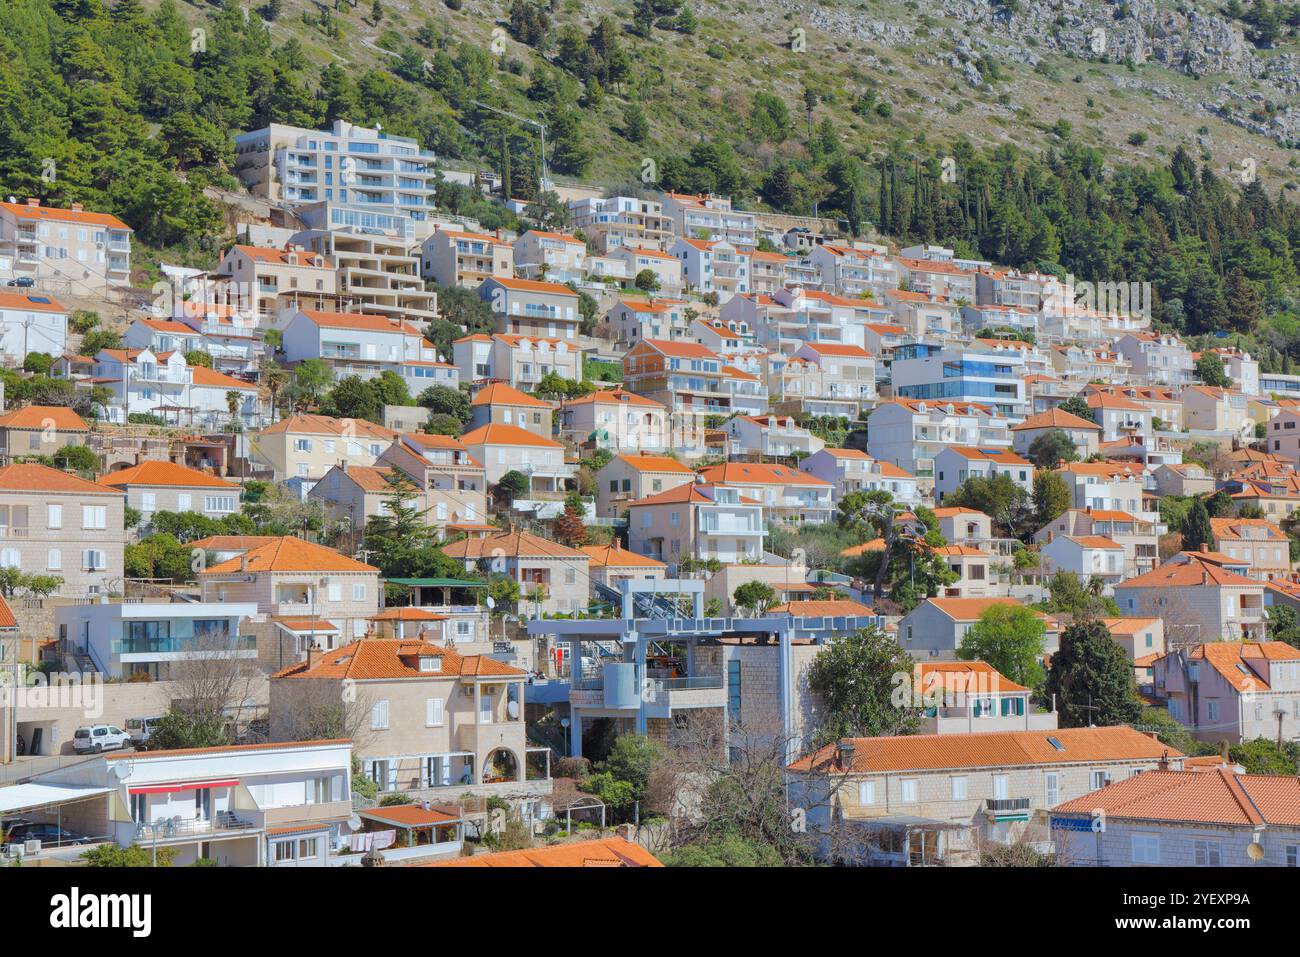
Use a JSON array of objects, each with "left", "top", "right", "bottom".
[{"left": 482, "top": 748, "right": 519, "bottom": 784}]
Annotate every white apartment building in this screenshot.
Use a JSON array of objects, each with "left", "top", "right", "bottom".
[{"left": 0, "top": 198, "right": 132, "bottom": 290}]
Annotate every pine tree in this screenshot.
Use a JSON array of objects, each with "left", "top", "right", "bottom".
[{"left": 1044, "top": 619, "right": 1142, "bottom": 727}]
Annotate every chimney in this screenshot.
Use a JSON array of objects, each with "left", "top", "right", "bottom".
[
  {"left": 1156, "top": 750, "right": 1170, "bottom": 772},
  {"left": 70, "top": 202, "right": 83, "bottom": 213},
  {"left": 240, "top": 553, "right": 249, "bottom": 573},
  {"left": 25, "top": 197, "right": 39, "bottom": 207},
  {"left": 836, "top": 740, "right": 856, "bottom": 772},
  {"left": 306, "top": 642, "right": 324, "bottom": 669},
  {"left": 1200, "top": 543, "right": 1208, "bottom": 553}
]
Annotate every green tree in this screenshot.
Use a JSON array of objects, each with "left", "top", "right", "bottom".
[
  {"left": 1026, "top": 429, "right": 1078, "bottom": 469},
  {"left": 146, "top": 708, "right": 229, "bottom": 751},
  {"left": 807, "top": 627, "right": 922, "bottom": 745},
  {"left": 1043, "top": 618, "right": 1142, "bottom": 727},
  {"left": 957, "top": 603, "right": 1047, "bottom": 689},
  {"left": 1056, "top": 397, "right": 1094, "bottom": 423},
  {"left": 417, "top": 384, "right": 471, "bottom": 424},
  {"left": 732, "top": 580, "right": 776, "bottom": 616},
  {"left": 1182, "top": 498, "right": 1214, "bottom": 552},
  {"left": 1032, "top": 470, "right": 1073, "bottom": 527},
  {"left": 82, "top": 843, "right": 176, "bottom": 867},
  {"left": 496, "top": 470, "right": 530, "bottom": 505},
  {"left": 1194, "top": 351, "right": 1232, "bottom": 388}
]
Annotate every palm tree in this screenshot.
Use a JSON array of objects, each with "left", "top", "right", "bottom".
[{"left": 264, "top": 367, "right": 289, "bottom": 424}]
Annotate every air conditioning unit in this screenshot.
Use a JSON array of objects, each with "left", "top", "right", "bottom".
[
  {"left": 24, "top": 839, "right": 41, "bottom": 855},
  {"left": 2, "top": 844, "right": 22, "bottom": 860}
]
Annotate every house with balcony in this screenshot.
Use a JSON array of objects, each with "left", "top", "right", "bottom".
[
  {"left": 1040, "top": 535, "right": 1127, "bottom": 594},
  {"left": 0, "top": 290, "right": 68, "bottom": 365},
  {"left": 974, "top": 268, "right": 1060, "bottom": 310},
  {"left": 788, "top": 726, "right": 1179, "bottom": 866},
  {"left": 960, "top": 303, "right": 1042, "bottom": 337},
  {"left": 480, "top": 277, "right": 581, "bottom": 339},
  {"left": 627, "top": 482, "right": 766, "bottom": 568},
  {"left": 1182, "top": 385, "right": 1255, "bottom": 439},
  {"left": 1114, "top": 557, "right": 1267, "bottom": 643},
  {"left": 933, "top": 446, "right": 1033, "bottom": 505},
  {"left": 1034, "top": 507, "right": 1161, "bottom": 578},
  {"left": 783, "top": 342, "right": 877, "bottom": 416},
  {"left": 884, "top": 289, "right": 962, "bottom": 338},
  {"left": 659, "top": 191, "right": 756, "bottom": 246},
  {"left": 866, "top": 398, "right": 1011, "bottom": 482},
  {"left": 595, "top": 451, "right": 696, "bottom": 519},
  {"left": 0, "top": 404, "right": 88, "bottom": 462},
  {"left": 291, "top": 227, "right": 438, "bottom": 323},
  {"left": 608, "top": 245, "right": 683, "bottom": 294},
  {"left": 453, "top": 333, "right": 583, "bottom": 391},
  {"left": 0, "top": 198, "right": 133, "bottom": 291},
  {"left": 459, "top": 423, "right": 574, "bottom": 496},
  {"left": 671, "top": 238, "right": 748, "bottom": 302},
  {"left": 467, "top": 382, "right": 554, "bottom": 438},
  {"left": 1010, "top": 408, "right": 1103, "bottom": 459},
  {"left": 932, "top": 544, "right": 1003, "bottom": 597},
  {"left": 580, "top": 541, "right": 667, "bottom": 593},
  {"left": 30, "top": 739, "right": 356, "bottom": 866},
  {"left": 1115, "top": 331, "right": 1196, "bottom": 387},
  {"left": 198, "top": 536, "right": 382, "bottom": 653},
  {"left": 898, "top": 597, "right": 1061, "bottom": 659},
  {"left": 697, "top": 462, "right": 833, "bottom": 525},
  {"left": 214, "top": 244, "right": 336, "bottom": 320},
  {"left": 125, "top": 317, "right": 258, "bottom": 376},
  {"left": 442, "top": 528, "right": 590, "bottom": 616},
  {"left": 559, "top": 388, "right": 669, "bottom": 453},
  {"left": 419, "top": 227, "right": 513, "bottom": 288},
  {"left": 725, "top": 415, "right": 824, "bottom": 459},
  {"left": 623, "top": 338, "right": 728, "bottom": 443},
  {"left": 98, "top": 460, "right": 241, "bottom": 529},
  {"left": 272, "top": 639, "right": 550, "bottom": 808},
  {"left": 252, "top": 413, "right": 397, "bottom": 482},
  {"left": 570, "top": 195, "right": 674, "bottom": 254},
  {"left": 809, "top": 243, "right": 898, "bottom": 299},
  {"left": 1151, "top": 641, "right": 1300, "bottom": 744},
  {"left": 0, "top": 462, "right": 124, "bottom": 598},
  {"left": 54, "top": 600, "right": 259, "bottom": 681},
  {"left": 1210, "top": 517, "right": 1291, "bottom": 581},
  {"left": 603, "top": 297, "right": 692, "bottom": 345},
  {"left": 281, "top": 309, "right": 434, "bottom": 382},
  {"left": 896, "top": 256, "right": 977, "bottom": 302},
  {"left": 891, "top": 342, "right": 1028, "bottom": 420},
  {"left": 912, "top": 661, "right": 1057, "bottom": 735},
  {"left": 512, "top": 230, "right": 586, "bottom": 284}
]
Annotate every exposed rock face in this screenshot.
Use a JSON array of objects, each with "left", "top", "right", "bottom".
[{"left": 752, "top": 0, "right": 1299, "bottom": 146}]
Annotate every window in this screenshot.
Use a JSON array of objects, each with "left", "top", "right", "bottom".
[
  {"left": 1193, "top": 840, "right": 1222, "bottom": 867},
  {"left": 204, "top": 495, "right": 236, "bottom": 514},
  {"left": 426, "top": 697, "right": 444, "bottom": 727},
  {"left": 140, "top": 492, "right": 156, "bottom": 513},
  {"left": 858, "top": 781, "right": 876, "bottom": 805},
  {"left": 1045, "top": 772, "right": 1060, "bottom": 806},
  {"left": 47, "top": 504, "right": 61, "bottom": 529},
  {"left": 1090, "top": 770, "right": 1109, "bottom": 790},
  {"left": 327, "top": 583, "right": 342, "bottom": 602},
  {"left": 352, "top": 583, "right": 366, "bottom": 601},
  {"left": 1287, "top": 845, "right": 1298, "bottom": 867},
  {"left": 951, "top": 776, "right": 968, "bottom": 801},
  {"left": 1207, "top": 700, "right": 1220, "bottom": 722},
  {"left": 1132, "top": 834, "right": 1161, "bottom": 865},
  {"left": 47, "top": 549, "right": 60, "bottom": 571},
  {"left": 82, "top": 505, "right": 107, "bottom": 530},
  {"left": 727, "top": 659, "right": 741, "bottom": 716},
  {"left": 83, "top": 549, "right": 106, "bottom": 571},
  {"left": 992, "top": 774, "right": 1009, "bottom": 800},
  {"left": 177, "top": 493, "right": 191, "bottom": 512},
  {"left": 370, "top": 700, "right": 389, "bottom": 730},
  {"left": 900, "top": 779, "right": 918, "bottom": 803}
]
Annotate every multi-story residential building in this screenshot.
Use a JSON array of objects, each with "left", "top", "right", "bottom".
[
  {"left": 781, "top": 342, "right": 877, "bottom": 415},
  {"left": 1182, "top": 385, "right": 1255, "bottom": 438},
  {"left": 1210, "top": 517, "right": 1291, "bottom": 581},
  {"left": 608, "top": 245, "right": 683, "bottom": 294},
  {"left": 912, "top": 661, "right": 1057, "bottom": 735},
  {"left": 252, "top": 413, "right": 397, "bottom": 482},
  {"left": 623, "top": 338, "right": 728, "bottom": 442},
  {"left": 1203, "top": 346, "right": 1260, "bottom": 395},
  {"left": 0, "top": 462, "right": 124, "bottom": 597},
  {"left": 891, "top": 342, "right": 1028, "bottom": 419},
  {"left": 789, "top": 726, "right": 1180, "bottom": 866},
  {"left": 1153, "top": 461, "right": 1216, "bottom": 497},
  {"left": 1052, "top": 768, "right": 1300, "bottom": 868},
  {"left": 933, "top": 544, "right": 1004, "bottom": 597},
  {"left": 884, "top": 289, "right": 963, "bottom": 338},
  {"left": 0, "top": 198, "right": 132, "bottom": 290},
  {"left": 671, "top": 238, "right": 749, "bottom": 301},
  {"left": 604, "top": 297, "right": 690, "bottom": 345},
  {"left": 512, "top": 230, "right": 586, "bottom": 284},
  {"left": 866, "top": 398, "right": 1011, "bottom": 481},
  {"left": 1010, "top": 408, "right": 1103, "bottom": 459},
  {"left": 933, "top": 447, "right": 1033, "bottom": 504},
  {"left": 272, "top": 638, "right": 550, "bottom": 803},
  {"left": 30, "top": 739, "right": 356, "bottom": 867},
  {"left": 99, "top": 461, "right": 241, "bottom": 528},
  {"left": 898, "top": 597, "right": 1061, "bottom": 658},
  {"left": 54, "top": 599, "right": 259, "bottom": 681},
  {"left": 725, "top": 414, "right": 824, "bottom": 459},
  {"left": 974, "top": 268, "right": 1061, "bottom": 310},
  {"left": 296, "top": 228, "right": 438, "bottom": 323},
  {"left": 1116, "top": 331, "right": 1196, "bottom": 387},
  {"left": 696, "top": 462, "right": 833, "bottom": 524},
  {"left": 213, "top": 243, "right": 336, "bottom": 320},
  {"left": 0, "top": 404, "right": 88, "bottom": 462},
  {"left": 453, "top": 333, "right": 583, "bottom": 391},
  {"left": 1040, "top": 535, "right": 1127, "bottom": 593},
  {"left": 1055, "top": 461, "right": 1152, "bottom": 519},
  {"left": 626, "top": 482, "right": 766, "bottom": 568},
  {"left": 595, "top": 452, "right": 696, "bottom": 519},
  {"left": 418, "top": 227, "right": 513, "bottom": 288},
  {"left": 570, "top": 195, "right": 674, "bottom": 253},
  {"left": 479, "top": 277, "right": 582, "bottom": 339},
  {"left": 659, "top": 191, "right": 756, "bottom": 246},
  {"left": 896, "top": 256, "right": 977, "bottom": 301},
  {"left": 809, "top": 243, "right": 898, "bottom": 298},
  {"left": 280, "top": 309, "right": 435, "bottom": 382},
  {"left": 467, "top": 382, "right": 554, "bottom": 438},
  {"left": 443, "top": 528, "right": 590, "bottom": 616},
  {"left": 125, "top": 317, "right": 257, "bottom": 377},
  {"left": 459, "top": 423, "right": 574, "bottom": 495},
  {"left": 198, "top": 536, "right": 381, "bottom": 650},
  {"left": 234, "top": 120, "right": 436, "bottom": 232},
  {"left": 1151, "top": 641, "right": 1300, "bottom": 743},
  {"left": 1115, "top": 558, "right": 1267, "bottom": 643},
  {"left": 77, "top": 346, "right": 262, "bottom": 430},
  {"left": 0, "top": 290, "right": 67, "bottom": 365},
  {"left": 559, "top": 388, "right": 669, "bottom": 452},
  {"left": 1034, "top": 507, "right": 1161, "bottom": 578}
]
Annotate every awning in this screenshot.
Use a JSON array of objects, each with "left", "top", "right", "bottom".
[
  {"left": 0, "top": 783, "right": 112, "bottom": 816},
  {"left": 385, "top": 578, "right": 486, "bottom": 589},
  {"left": 127, "top": 779, "right": 239, "bottom": 795}
]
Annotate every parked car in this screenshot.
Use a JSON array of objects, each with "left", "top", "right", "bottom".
[
  {"left": 125, "top": 715, "right": 163, "bottom": 748},
  {"left": 2, "top": 822, "right": 91, "bottom": 847},
  {"left": 72, "top": 724, "right": 131, "bottom": 754},
  {"left": 5, "top": 277, "right": 34, "bottom": 288}
]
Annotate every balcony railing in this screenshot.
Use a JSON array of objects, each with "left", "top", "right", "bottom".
[{"left": 985, "top": 797, "right": 1031, "bottom": 815}]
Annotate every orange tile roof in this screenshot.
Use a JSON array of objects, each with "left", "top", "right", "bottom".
[
  {"left": 840, "top": 539, "right": 886, "bottom": 556},
  {"left": 441, "top": 529, "right": 588, "bottom": 561},
  {"left": 0, "top": 405, "right": 89, "bottom": 431},
  {"left": 944, "top": 446, "right": 1032, "bottom": 466},
  {"left": 361, "top": 803, "right": 462, "bottom": 827},
  {"left": 273, "top": 638, "right": 523, "bottom": 680},
  {"left": 562, "top": 388, "right": 663, "bottom": 409},
  {"left": 426, "top": 835, "right": 663, "bottom": 867},
  {"left": 580, "top": 543, "right": 666, "bottom": 569},
  {"left": 329, "top": 464, "right": 396, "bottom": 492},
  {"left": 1010, "top": 408, "right": 1101, "bottom": 431},
  {"left": 697, "top": 463, "right": 832, "bottom": 487},
  {"left": 1101, "top": 617, "right": 1162, "bottom": 636},
  {"left": 488, "top": 276, "right": 579, "bottom": 296},
  {"left": 460, "top": 423, "right": 563, "bottom": 448},
  {"left": 931, "top": 506, "right": 988, "bottom": 518},
  {"left": 470, "top": 382, "right": 552, "bottom": 408},
  {"left": 260, "top": 414, "right": 396, "bottom": 441},
  {"left": 366, "top": 607, "right": 450, "bottom": 621},
  {"left": 925, "top": 596, "right": 1048, "bottom": 622},
  {"left": 1114, "top": 561, "right": 1260, "bottom": 590},
  {"left": 1210, "top": 517, "right": 1287, "bottom": 542},
  {"left": 0, "top": 462, "right": 118, "bottom": 495},
  {"left": 769, "top": 599, "right": 875, "bottom": 617},
  {"left": 98, "top": 460, "right": 238, "bottom": 490},
  {"left": 915, "top": 661, "right": 1030, "bottom": 696},
  {"left": 230, "top": 244, "right": 330, "bottom": 267},
  {"left": 1053, "top": 769, "right": 1300, "bottom": 828},
  {"left": 1065, "top": 535, "right": 1124, "bottom": 550},
  {"left": 0, "top": 200, "right": 130, "bottom": 230},
  {"left": 0, "top": 593, "right": 15, "bottom": 630},
  {"left": 789, "top": 726, "right": 1180, "bottom": 774},
  {"left": 202, "top": 537, "right": 378, "bottom": 575},
  {"left": 297, "top": 310, "right": 424, "bottom": 338},
  {"left": 627, "top": 482, "right": 762, "bottom": 507},
  {"left": 932, "top": 544, "right": 991, "bottom": 557},
  {"left": 800, "top": 343, "right": 873, "bottom": 359},
  {"left": 613, "top": 453, "right": 695, "bottom": 475},
  {"left": 0, "top": 291, "right": 68, "bottom": 314},
  {"left": 1172, "top": 640, "right": 1300, "bottom": 692}
]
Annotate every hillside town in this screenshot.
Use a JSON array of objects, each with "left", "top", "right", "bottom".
[{"left": 0, "top": 117, "right": 1296, "bottom": 878}]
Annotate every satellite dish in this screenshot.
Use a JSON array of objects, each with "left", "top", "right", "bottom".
[
  {"left": 349, "top": 815, "right": 363, "bottom": 831},
  {"left": 1247, "top": 841, "right": 1265, "bottom": 862},
  {"left": 507, "top": 700, "right": 520, "bottom": 719},
  {"left": 486, "top": 596, "right": 496, "bottom": 610}
]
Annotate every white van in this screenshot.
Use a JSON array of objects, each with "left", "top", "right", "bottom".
[
  {"left": 125, "top": 716, "right": 164, "bottom": 747},
  {"left": 72, "top": 725, "right": 131, "bottom": 754}
]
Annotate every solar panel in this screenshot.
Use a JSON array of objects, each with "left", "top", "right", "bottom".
[
  {"left": 1047, "top": 736, "right": 1065, "bottom": 751},
  {"left": 27, "top": 296, "right": 50, "bottom": 303}
]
